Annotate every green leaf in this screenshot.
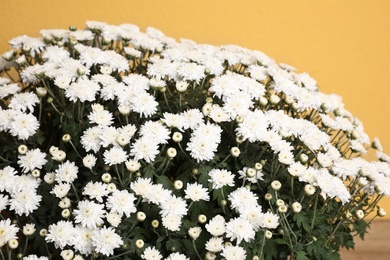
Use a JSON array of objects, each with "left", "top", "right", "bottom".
[
  {"left": 296, "top": 251, "right": 310, "bottom": 260},
  {"left": 293, "top": 212, "right": 311, "bottom": 232}
]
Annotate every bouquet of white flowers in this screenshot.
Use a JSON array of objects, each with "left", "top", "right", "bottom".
[{"left": 0, "top": 21, "right": 389, "bottom": 260}]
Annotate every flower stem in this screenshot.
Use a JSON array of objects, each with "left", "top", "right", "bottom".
[{"left": 192, "top": 240, "right": 202, "bottom": 260}]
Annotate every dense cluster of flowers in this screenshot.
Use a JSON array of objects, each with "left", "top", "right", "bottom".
[{"left": 0, "top": 21, "right": 389, "bottom": 260}]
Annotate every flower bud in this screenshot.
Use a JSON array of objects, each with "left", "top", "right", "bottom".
[
  {"left": 264, "top": 193, "right": 273, "bottom": 201},
  {"left": 265, "top": 230, "right": 273, "bottom": 239},
  {"left": 83, "top": 154, "right": 97, "bottom": 169},
  {"left": 101, "top": 173, "right": 112, "bottom": 183},
  {"left": 236, "top": 116, "right": 244, "bottom": 123},
  {"left": 254, "top": 162, "right": 263, "bottom": 171},
  {"left": 172, "top": 180, "right": 183, "bottom": 190},
  {"left": 107, "top": 183, "right": 117, "bottom": 193},
  {"left": 271, "top": 180, "right": 282, "bottom": 191},
  {"left": 205, "top": 252, "right": 217, "bottom": 260},
  {"left": 49, "top": 145, "right": 59, "bottom": 155},
  {"left": 202, "top": 103, "right": 212, "bottom": 116},
  {"left": 125, "top": 160, "right": 141, "bottom": 172},
  {"left": 118, "top": 105, "right": 131, "bottom": 115},
  {"left": 167, "top": 147, "right": 177, "bottom": 158},
  {"left": 36, "top": 87, "right": 47, "bottom": 97},
  {"left": 284, "top": 95, "right": 294, "bottom": 105},
  {"left": 259, "top": 96, "right": 268, "bottom": 106},
  {"left": 236, "top": 135, "right": 244, "bottom": 144},
  {"left": 172, "top": 132, "right": 183, "bottom": 143},
  {"left": 18, "top": 144, "right": 28, "bottom": 155},
  {"left": 299, "top": 154, "right": 308, "bottom": 164},
  {"left": 278, "top": 205, "right": 288, "bottom": 214},
  {"left": 59, "top": 197, "right": 71, "bottom": 209},
  {"left": 230, "top": 147, "right": 240, "bottom": 157},
  {"left": 276, "top": 199, "right": 285, "bottom": 207},
  {"left": 60, "top": 249, "right": 74, "bottom": 260},
  {"left": 378, "top": 208, "right": 386, "bottom": 217},
  {"left": 269, "top": 94, "right": 280, "bottom": 104},
  {"left": 304, "top": 184, "right": 316, "bottom": 196},
  {"left": 355, "top": 209, "right": 365, "bottom": 219},
  {"left": 246, "top": 168, "right": 256, "bottom": 178},
  {"left": 39, "top": 229, "right": 48, "bottom": 237},
  {"left": 292, "top": 202, "right": 302, "bottom": 213},
  {"left": 176, "top": 81, "right": 189, "bottom": 92},
  {"left": 32, "top": 169, "right": 40, "bottom": 178},
  {"left": 44, "top": 173, "right": 55, "bottom": 185},
  {"left": 253, "top": 256, "right": 260, "bottom": 260},
  {"left": 62, "top": 134, "right": 71, "bottom": 142},
  {"left": 61, "top": 209, "right": 71, "bottom": 219},
  {"left": 220, "top": 199, "right": 227, "bottom": 206},
  {"left": 8, "top": 239, "right": 18, "bottom": 249},
  {"left": 137, "top": 211, "right": 146, "bottom": 222},
  {"left": 192, "top": 168, "right": 199, "bottom": 175},
  {"left": 23, "top": 224, "right": 36, "bottom": 236},
  {"left": 188, "top": 226, "right": 202, "bottom": 240},
  {"left": 206, "top": 97, "right": 213, "bottom": 103},
  {"left": 198, "top": 214, "right": 207, "bottom": 224},
  {"left": 135, "top": 239, "right": 144, "bottom": 249},
  {"left": 151, "top": 219, "right": 159, "bottom": 228}
]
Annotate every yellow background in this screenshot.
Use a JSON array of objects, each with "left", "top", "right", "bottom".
[{"left": 1, "top": 0, "right": 389, "bottom": 216}]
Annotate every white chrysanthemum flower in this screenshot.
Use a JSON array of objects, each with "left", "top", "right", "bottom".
[
  {"left": 181, "top": 109, "right": 204, "bottom": 130},
  {"left": 0, "top": 219, "right": 19, "bottom": 247},
  {"left": 143, "top": 183, "right": 171, "bottom": 205},
  {"left": 83, "top": 154, "right": 97, "bottom": 169},
  {"left": 205, "top": 215, "right": 226, "bottom": 237},
  {"left": 237, "top": 167, "right": 264, "bottom": 183},
  {"left": 73, "top": 200, "right": 106, "bottom": 229},
  {"left": 139, "top": 121, "right": 171, "bottom": 144},
  {"left": 65, "top": 79, "right": 100, "bottom": 102},
  {"left": 71, "top": 226, "right": 94, "bottom": 256},
  {"left": 106, "top": 189, "right": 137, "bottom": 217},
  {"left": 103, "top": 147, "right": 128, "bottom": 166},
  {"left": 278, "top": 150, "right": 295, "bottom": 165},
  {"left": 141, "top": 246, "right": 163, "bottom": 260},
  {"left": 221, "top": 245, "right": 247, "bottom": 260},
  {"left": 161, "top": 214, "right": 182, "bottom": 232},
  {"left": 51, "top": 183, "right": 71, "bottom": 198},
  {"left": 184, "top": 183, "right": 210, "bottom": 202},
  {"left": 209, "top": 105, "right": 230, "bottom": 123},
  {"left": 88, "top": 109, "right": 114, "bottom": 126},
  {"left": 317, "top": 152, "right": 333, "bottom": 168},
  {"left": 261, "top": 212, "right": 280, "bottom": 229},
  {"left": 9, "top": 92, "right": 39, "bottom": 112},
  {"left": 131, "top": 91, "right": 158, "bottom": 118},
  {"left": 91, "top": 226, "right": 123, "bottom": 256},
  {"left": 208, "top": 169, "right": 235, "bottom": 189},
  {"left": 130, "top": 137, "right": 160, "bottom": 163},
  {"left": 160, "top": 195, "right": 188, "bottom": 217},
  {"left": 82, "top": 181, "right": 109, "bottom": 203},
  {"left": 55, "top": 161, "right": 79, "bottom": 183},
  {"left": 225, "top": 217, "right": 256, "bottom": 244},
  {"left": 22, "top": 255, "right": 49, "bottom": 260},
  {"left": 130, "top": 177, "right": 154, "bottom": 197},
  {"left": 81, "top": 126, "right": 103, "bottom": 153},
  {"left": 166, "top": 252, "right": 189, "bottom": 260},
  {"left": 9, "top": 189, "right": 42, "bottom": 216},
  {"left": 205, "top": 236, "right": 224, "bottom": 253},
  {"left": 9, "top": 111, "right": 39, "bottom": 140},
  {"left": 106, "top": 212, "right": 122, "bottom": 227},
  {"left": 315, "top": 169, "right": 351, "bottom": 204},
  {"left": 350, "top": 140, "right": 367, "bottom": 154},
  {"left": 288, "top": 162, "right": 306, "bottom": 177},
  {"left": 0, "top": 194, "right": 9, "bottom": 211},
  {"left": 45, "top": 220, "right": 75, "bottom": 249},
  {"left": 0, "top": 83, "right": 20, "bottom": 99},
  {"left": 228, "top": 187, "right": 258, "bottom": 213},
  {"left": 17, "top": 148, "right": 47, "bottom": 173},
  {"left": 162, "top": 112, "right": 185, "bottom": 130}
]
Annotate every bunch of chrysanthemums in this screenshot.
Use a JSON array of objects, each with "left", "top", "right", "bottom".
[{"left": 0, "top": 21, "right": 389, "bottom": 260}]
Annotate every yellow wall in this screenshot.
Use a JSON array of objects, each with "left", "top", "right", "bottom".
[{"left": 1, "top": 0, "right": 390, "bottom": 216}]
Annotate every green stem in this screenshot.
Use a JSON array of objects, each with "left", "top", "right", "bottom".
[
  {"left": 115, "top": 164, "right": 124, "bottom": 187},
  {"left": 192, "top": 240, "right": 203, "bottom": 260},
  {"left": 71, "top": 183, "right": 80, "bottom": 202},
  {"left": 259, "top": 230, "right": 267, "bottom": 259}
]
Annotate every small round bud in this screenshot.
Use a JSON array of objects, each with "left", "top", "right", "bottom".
[
  {"left": 265, "top": 230, "right": 273, "bottom": 239},
  {"left": 278, "top": 228, "right": 285, "bottom": 235},
  {"left": 192, "top": 168, "right": 199, "bottom": 175},
  {"left": 8, "top": 238, "right": 18, "bottom": 249},
  {"left": 198, "top": 214, "right": 207, "bottom": 224},
  {"left": 259, "top": 96, "right": 268, "bottom": 106},
  {"left": 118, "top": 105, "right": 131, "bottom": 115},
  {"left": 136, "top": 171, "right": 141, "bottom": 177},
  {"left": 235, "top": 116, "right": 244, "bottom": 123},
  {"left": 125, "top": 160, "right": 141, "bottom": 172},
  {"left": 36, "top": 87, "right": 47, "bottom": 97},
  {"left": 271, "top": 180, "right": 282, "bottom": 191},
  {"left": 135, "top": 239, "right": 144, "bottom": 249},
  {"left": 17, "top": 253, "right": 24, "bottom": 259},
  {"left": 378, "top": 207, "right": 387, "bottom": 217},
  {"left": 117, "top": 133, "right": 130, "bottom": 146},
  {"left": 358, "top": 177, "right": 368, "bottom": 186},
  {"left": 236, "top": 135, "right": 244, "bottom": 144},
  {"left": 62, "top": 134, "right": 71, "bottom": 142},
  {"left": 292, "top": 102, "right": 299, "bottom": 111},
  {"left": 83, "top": 154, "right": 97, "bottom": 169},
  {"left": 44, "top": 173, "right": 55, "bottom": 185},
  {"left": 355, "top": 209, "right": 365, "bottom": 219},
  {"left": 53, "top": 150, "right": 66, "bottom": 162},
  {"left": 151, "top": 219, "right": 160, "bottom": 228},
  {"left": 264, "top": 193, "right": 273, "bottom": 201},
  {"left": 59, "top": 197, "right": 71, "bottom": 209},
  {"left": 49, "top": 145, "right": 59, "bottom": 155},
  {"left": 172, "top": 132, "right": 183, "bottom": 143},
  {"left": 176, "top": 81, "right": 189, "bottom": 92},
  {"left": 246, "top": 168, "right": 257, "bottom": 178},
  {"left": 253, "top": 256, "right": 260, "bottom": 260},
  {"left": 205, "top": 252, "right": 217, "bottom": 260},
  {"left": 276, "top": 199, "right": 285, "bottom": 207},
  {"left": 167, "top": 147, "right": 177, "bottom": 158},
  {"left": 100, "top": 65, "right": 112, "bottom": 75},
  {"left": 18, "top": 144, "right": 28, "bottom": 155},
  {"left": 269, "top": 94, "right": 280, "bottom": 104},
  {"left": 284, "top": 95, "right": 294, "bottom": 105},
  {"left": 174, "top": 180, "right": 183, "bottom": 190},
  {"left": 61, "top": 209, "right": 71, "bottom": 219},
  {"left": 107, "top": 183, "right": 117, "bottom": 193},
  {"left": 137, "top": 211, "right": 146, "bottom": 222},
  {"left": 304, "top": 184, "right": 316, "bottom": 196},
  {"left": 202, "top": 103, "right": 212, "bottom": 116},
  {"left": 299, "top": 154, "right": 308, "bottom": 164},
  {"left": 60, "top": 249, "right": 74, "bottom": 260},
  {"left": 230, "top": 147, "right": 240, "bottom": 157},
  {"left": 39, "top": 229, "right": 48, "bottom": 237},
  {"left": 345, "top": 212, "right": 352, "bottom": 219},
  {"left": 292, "top": 202, "right": 302, "bottom": 213},
  {"left": 69, "top": 25, "right": 77, "bottom": 31},
  {"left": 254, "top": 162, "right": 263, "bottom": 171},
  {"left": 23, "top": 223, "right": 36, "bottom": 236},
  {"left": 278, "top": 205, "right": 288, "bottom": 214},
  {"left": 188, "top": 226, "right": 202, "bottom": 240},
  {"left": 101, "top": 173, "right": 112, "bottom": 183},
  {"left": 220, "top": 199, "right": 227, "bottom": 206},
  {"left": 31, "top": 169, "right": 40, "bottom": 178},
  {"left": 205, "top": 97, "right": 213, "bottom": 103}
]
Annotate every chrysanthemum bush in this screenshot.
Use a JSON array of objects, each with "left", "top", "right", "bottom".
[{"left": 0, "top": 21, "right": 389, "bottom": 260}]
